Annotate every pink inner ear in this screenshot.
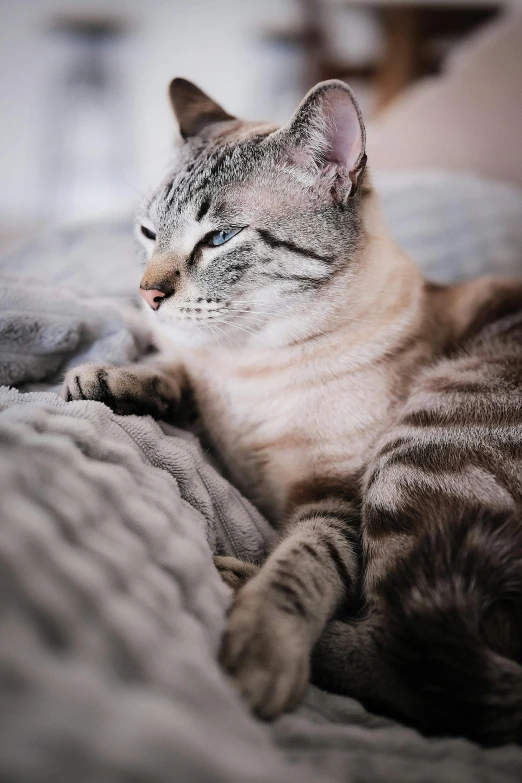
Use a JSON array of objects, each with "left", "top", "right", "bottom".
[{"left": 321, "top": 90, "right": 362, "bottom": 171}]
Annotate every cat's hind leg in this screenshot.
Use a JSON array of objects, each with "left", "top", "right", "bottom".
[{"left": 312, "top": 616, "right": 417, "bottom": 720}]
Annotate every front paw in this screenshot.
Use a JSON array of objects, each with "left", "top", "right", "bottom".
[
  {"left": 62, "top": 363, "right": 180, "bottom": 419},
  {"left": 219, "top": 583, "right": 310, "bottom": 719}
]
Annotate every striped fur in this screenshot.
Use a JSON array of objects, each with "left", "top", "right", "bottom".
[
  {"left": 63, "top": 79, "right": 522, "bottom": 742},
  {"left": 314, "top": 311, "right": 522, "bottom": 744}
]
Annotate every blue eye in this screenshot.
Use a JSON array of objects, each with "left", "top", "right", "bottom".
[{"left": 206, "top": 227, "right": 244, "bottom": 247}]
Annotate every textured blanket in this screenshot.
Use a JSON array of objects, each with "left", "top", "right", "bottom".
[
  {"left": 2, "top": 173, "right": 522, "bottom": 782},
  {"left": 2, "top": 388, "right": 521, "bottom": 783}
]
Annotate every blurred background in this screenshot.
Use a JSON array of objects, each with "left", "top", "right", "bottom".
[{"left": 1, "top": 0, "right": 521, "bottom": 253}]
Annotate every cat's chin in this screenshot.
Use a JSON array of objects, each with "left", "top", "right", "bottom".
[
  {"left": 153, "top": 317, "right": 248, "bottom": 349},
  {"left": 140, "top": 305, "right": 214, "bottom": 347}
]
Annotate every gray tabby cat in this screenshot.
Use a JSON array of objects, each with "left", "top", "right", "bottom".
[{"left": 64, "top": 78, "right": 522, "bottom": 745}]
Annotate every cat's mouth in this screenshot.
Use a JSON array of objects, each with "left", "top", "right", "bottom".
[
  {"left": 144, "top": 299, "right": 269, "bottom": 346},
  {"left": 149, "top": 298, "right": 265, "bottom": 324}
]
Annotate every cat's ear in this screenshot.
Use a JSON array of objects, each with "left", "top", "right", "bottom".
[
  {"left": 169, "top": 78, "right": 235, "bottom": 140},
  {"left": 275, "top": 80, "right": 366, "bottom": 199}
]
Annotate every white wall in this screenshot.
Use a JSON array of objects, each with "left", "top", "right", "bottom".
[{"left": 0, "top": 0, "right": 301, "bottom": 227}]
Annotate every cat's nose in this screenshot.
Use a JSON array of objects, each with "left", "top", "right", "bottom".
[{"left": 140, "top": 287, "right": 168, "bottom": 310}]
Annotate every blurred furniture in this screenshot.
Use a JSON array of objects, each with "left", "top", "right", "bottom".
[
  {"left": 368, "top": 9, "right": 522, "bottom": 187},
  {"left": 45, "top": 15, "right": 132, "bottom": 221},
  {"left": 270, "top": 0, "right": 503, "bottom": 111},
  {"left": 371, "top": 1, "right": 501, "bottom": 109}
]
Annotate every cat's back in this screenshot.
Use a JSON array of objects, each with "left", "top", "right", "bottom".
[
  {"left": 424, "top": 275, "right": 522, "bottom": 351},
  {"left": 367, "top": 275, "right": 522, "bottom": 523}
]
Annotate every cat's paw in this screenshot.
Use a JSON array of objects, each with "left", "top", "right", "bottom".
[
  {"left": 62, "top": 363, "right": 181, "bottom": 419},
  {"left": 214, "top": 556, "right": 260, "bottom": 593},
  {"left": 219, "top": 582, "right": 310, "bottom": 719}
]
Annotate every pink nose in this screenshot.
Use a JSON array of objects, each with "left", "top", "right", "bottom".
[{"left": 140, "top": 288, "right": 167, "bottom": 310}]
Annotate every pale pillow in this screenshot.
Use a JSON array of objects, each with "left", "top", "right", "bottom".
[{"left": 368, "top": 10, "right": 522, "bottom": 188}]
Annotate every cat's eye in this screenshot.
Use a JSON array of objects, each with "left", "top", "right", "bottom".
[
  {"left": 206, "top": 227, "right": 244, "bottom": 247},
  {"left": 141, "top": 225, "right": 157, "bottom": 241}
]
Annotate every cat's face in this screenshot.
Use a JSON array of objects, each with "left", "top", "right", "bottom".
[{"left": 136, "top": 78, "right": 367, "bottom": 348}]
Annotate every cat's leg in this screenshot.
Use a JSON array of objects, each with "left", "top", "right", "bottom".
[
  {"left": 62, "top": 358, "right": 185, "bottom": 420},
  {"left": 219, "top": 493, "right": 361, "bottom": 719},
  {"left": 214, "top": 556, "right": 260, "bottom": 592},
  {"left": 311, "top": 617, "right": 417, "bottom": 721}
]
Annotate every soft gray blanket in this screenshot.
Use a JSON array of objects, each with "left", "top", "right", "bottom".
[
  {"left": 0, "top": 219, "right": 146, "bottom": 389},
  {"left": 2, "top": 389, "right": 521, "bottom": 783},
  {"left": 2, "top": 173, "right": 522, "bottom": 782}
]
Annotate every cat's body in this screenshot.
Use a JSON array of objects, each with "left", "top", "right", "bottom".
[
  {"left": 151, "top": 203, "right": 471, "bottom": 524},
  {"left": 64, "top": 78, "right": 522, "bottom": 744}
]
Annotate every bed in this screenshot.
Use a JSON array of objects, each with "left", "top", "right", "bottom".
[{"left": 1, "top": 171, "right": 522, "bottom": 782}]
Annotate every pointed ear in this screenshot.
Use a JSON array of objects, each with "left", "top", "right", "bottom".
[
  {"left": 276, "top": 80, "right": 366, "bottom": 199},
  {"left": 168, "top": 78, "right": 235, "bottom": 140}
]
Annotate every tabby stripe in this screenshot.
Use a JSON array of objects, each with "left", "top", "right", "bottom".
[
  {"left": 342, "top": 527, "right": 363, "bottom": 558},
  {"left": 294, "top": 506, "right": 359, "bottom": 529},
  {"left": 275, "top": 567, "right": 313, "bottom": 597},
  {"left": 257, "top": 228, "right": 333, "bottom": 264},
  {"left": 381, "top": 440, "right": 520, "bottom": 474},
  {"left": 226, "top": 264, "right": 249, "bottom": 276},
  {"left": 403, "top": 406, "right": 522, "bottom": 429},
  {"left": 271, "top": 581, "right": 309, "bottom": 618},
  {"left": 308, "top": 571, "right": 324, "bottom": 594},
  {"left": 196, "top": 197, "right": 211, "bottom": 221},
  {"left": 301, "top": 542, "right": 322, "bottom": 562},
  {"left": 430, "top": 379, "right": 494, "bottom": 395},
  {"left": 324, "top": 509, "right": 360, "bottom": 528},
  {"left": 297, "top": 545, "right": 326, "bottom": 593},
  {"left": 189, "top": 150, "right": 230, "bottom": 195},
  {"left": 364, "top": 504, "right": 418, "bottom": 537},
  {"left": 322, "top": 537, "right": 354, "bottom": 589},
  {"left": 378, "top": 436, "right": 409, "bottom": 458},
  {"left": 165, "top": 160, "right": 196, "bottom": 205},
  {"left": 259, "top": 269, "right": 325, "bottom": 287}
]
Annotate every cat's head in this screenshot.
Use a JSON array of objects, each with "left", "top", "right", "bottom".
[{"left": 136, "top": 77, "right": 367, "bottom": 348}]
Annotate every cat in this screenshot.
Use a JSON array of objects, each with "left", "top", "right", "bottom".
[{"left": 63, "top": 77, "right": 522, "bottom": 745}]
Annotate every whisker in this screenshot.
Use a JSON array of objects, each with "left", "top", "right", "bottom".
[
  {"left": 216, "top": 322, "right": 241, "bottom": 351},
  {"left": 210, "top": 319, "right": 244, "bottom": 348},
  {"left": 223, "top": 310, "right": 342, "bottom": 353},
  {"left": 211, "top": 317, "right": 260, "bottom": 338},
  {"left": 226, "top": 311, "right": 272, "bottom": 325},
  {"left": 205, "top": 322, "right": 231, "bottom": 355},
  {"left": 228, "top": 303, "right": 346, "bottom": 321},
  {"left": 210, "top": 317, "right": 270, "bottom": 345}
]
